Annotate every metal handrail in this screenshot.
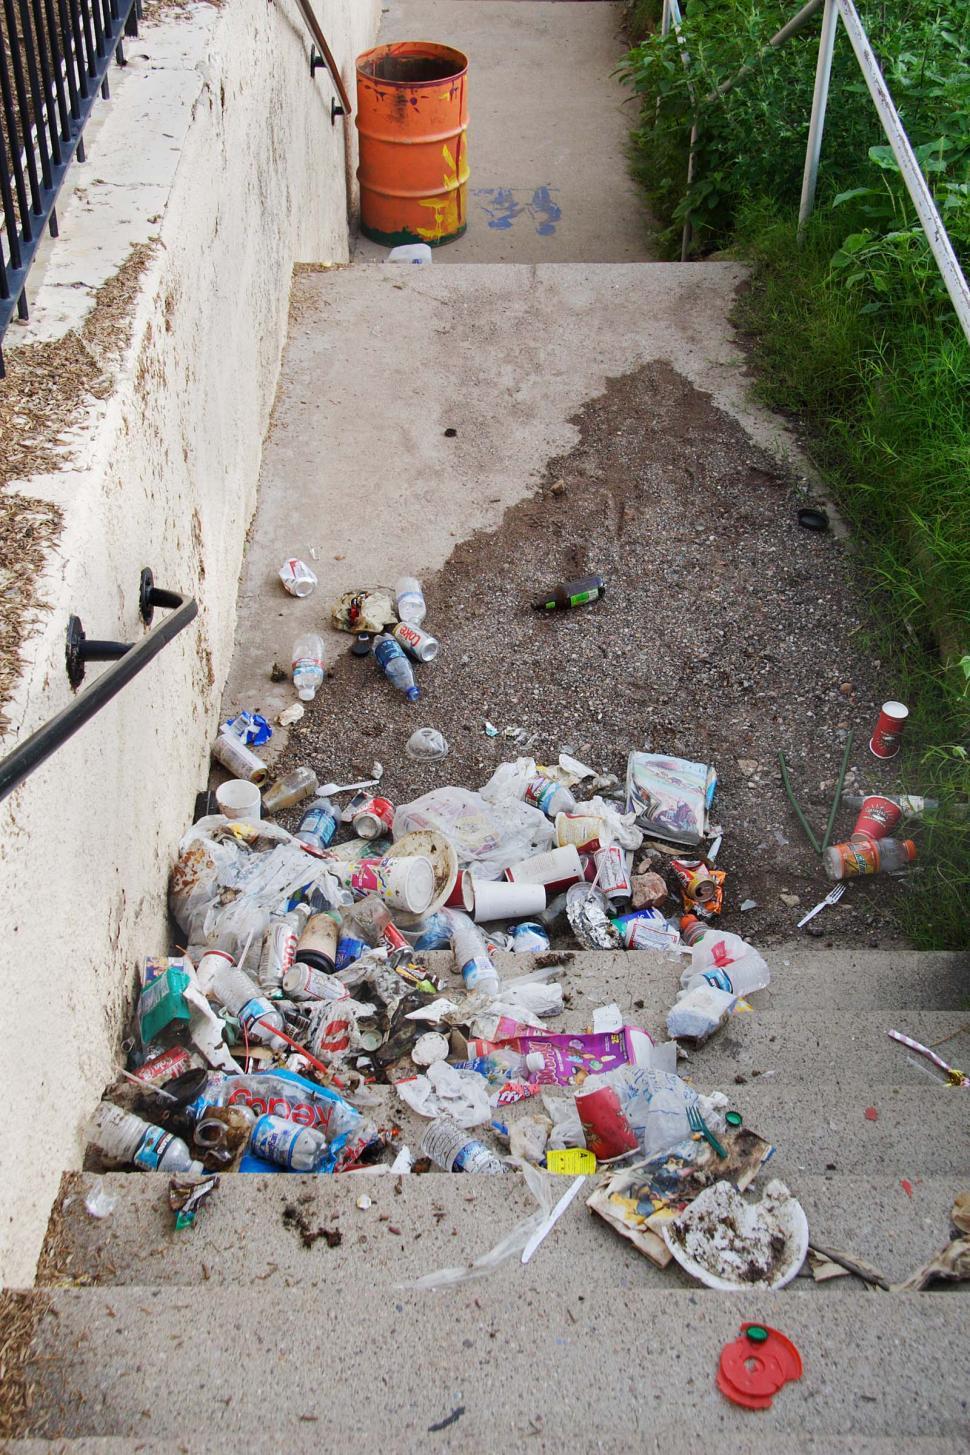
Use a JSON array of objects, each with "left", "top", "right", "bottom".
[
  {"left": 292, "top": 0, "right": 352, "bottom": 117},
  {"left": 659, "top": 0, "right": 970, "bottom": 344},
  {"left": 0, "top": 584, "right": 197, "bottom": 803}
]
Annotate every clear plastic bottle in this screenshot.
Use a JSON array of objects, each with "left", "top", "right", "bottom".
[
  {"left": 373, "top": 634, "right": 420, "bottom": 702},
  {"left": 292, "top": 633, "right": 326, "bottom": 701},
  {"left": 421, "top": 1116, "right": 505, "bottom": 1173},
  {"left": 394, "top": 575, "right": 426, "bottom": 625},
  {"left": 679, "top": 927, "right": 770, "bottom": 998},
  {"left": 90, "top": 1102, "right": 203, "bottom": 1174},
  {"left": 250, "top": 1113, "right": 330, "bottom": 1171},
  {"left": 823, "top": 836, "right": 917, "bottom": 880},
  {"left": 196, "top": 950, "right": 287, "bottom": 1048},
  {"left": 447, "top": 910, "right": 500, "bottom": 996},
  {"left": 295, "top": 796, "right": 339, "bottom": 849},
  {"left": 262, "top": 766, "right": 319, "bottom": 814}
]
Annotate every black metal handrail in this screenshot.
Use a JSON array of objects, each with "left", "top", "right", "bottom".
[
  {"left": 0, "top": 0, "right": 140, "bottom": 370},
  {"left": 0, "top": 573, "right": 197, "bottom": 803}
]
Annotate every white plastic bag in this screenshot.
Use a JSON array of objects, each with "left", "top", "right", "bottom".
[
  {"left": 393, "top": 786, "right": 553, "bottom": 878},
  {"left": 395, "top": 1061, "right": 491, "bottom": 1128}
]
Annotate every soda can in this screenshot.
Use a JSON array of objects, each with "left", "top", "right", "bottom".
[
  {"left": 511, "top": 921, "right": 550, "bottom": 953},
  {"left": 212, "top": 730, "right": 268, "bottom": 784},
  {"left": 851, "top": 794, "right": 903, "bottom": 842},
  {"left": 278, "top": 557, "right": 318, "bottom": 598},
  {"left": 352, "top": 796, "right": 396, "bottom": 840},
  {"left": 258, "top": 922, "right": 297, "bottom": 993},
  {"left": 335, "top": 935, "right": 368, "bottom": 971},
  {"left": 391, "top": 620, "right": 440, "bottom": 663},
  {"left": 593, "top": 845, "right": 632, "bottom": 902},
  {"left": 381, "top": 920, "right": 409, "bottom": 953},
  {"left": 670, "top": 859, "right": 718, "bottom": 903},
  {"left": 869, "top": 700, "right": 908, "bottom": 759},
  {"left": 138, "top": 1046, "right": 193, "bottom": 1084}
]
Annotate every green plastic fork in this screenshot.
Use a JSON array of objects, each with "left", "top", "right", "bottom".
[{"left": 687, "top": 1102, "right": 727, "bottom": 1159}]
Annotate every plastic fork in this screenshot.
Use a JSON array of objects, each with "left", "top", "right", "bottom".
[
  {"left": 686, "top": 1102, "right": 727, "bottom": 1159},
  {"left": 797, "top": 883, "right": 846, "bottom": 929}
]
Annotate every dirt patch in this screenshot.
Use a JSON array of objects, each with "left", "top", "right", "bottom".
[
  {"left": 0, "top": 242, "right": 155, "bottom": 728},
  {"left": 264, "top": 361, "right": 905, "bottom": 948}
]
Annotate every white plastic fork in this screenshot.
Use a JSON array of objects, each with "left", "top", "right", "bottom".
[{"left": 797, "top": 883, "right": 846, "bottom": 928}]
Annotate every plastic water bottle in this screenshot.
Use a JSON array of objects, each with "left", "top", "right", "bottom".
[
  {"left": 250, "top": 1113, "right": 331, "bottom": 1171},
  {"left": 292, "top": 633, "right": 326, "bottom": 701},
  {"left": 447, "top": 910, "right": 500, "bottom": 996},
  {"left": 374, "top": 634, "right": 420, "bottom": 702},
  {"left": 680, "top": 927, "right": 770, "bottom": 998},
  {"left": 90, "top": 1102, "right": 202, "bottom": 1174},
  {"left": 295, "top": 796, "right": 339, "bottom": 849},
  {"left": 394, "top": 576, "right": 426, "bottom": 625},
  {"left": 196, "top": 950, "right": 287, "bottom": 1048}
]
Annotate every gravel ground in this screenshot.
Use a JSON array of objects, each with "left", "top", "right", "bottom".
[{"left": 252, "top": 361, "right": 910, "bottom": 949}]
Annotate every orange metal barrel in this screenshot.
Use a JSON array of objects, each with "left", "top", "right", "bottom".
[{"left": 355, "top": 42, "right": 469, "bottom": 248}]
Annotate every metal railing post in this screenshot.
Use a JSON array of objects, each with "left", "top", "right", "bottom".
[
  {"left": 835, "top": 0, "right": 970, "bottom": 342},
  {"left": 797, "top": 0, "right": 839, "bottom": 237}
]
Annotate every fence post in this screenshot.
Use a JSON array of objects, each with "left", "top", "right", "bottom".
[{"left": 797, "top": 0, "right": 839, "bottom": 238}]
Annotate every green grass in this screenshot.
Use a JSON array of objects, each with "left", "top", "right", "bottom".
[{"left": 620, "top": 2, "right": 970, "bottom": 947}]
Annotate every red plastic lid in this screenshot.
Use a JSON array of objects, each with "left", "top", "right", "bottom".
[{"left": 718, "top": 1324, "right": 803, "bottom": 1409}]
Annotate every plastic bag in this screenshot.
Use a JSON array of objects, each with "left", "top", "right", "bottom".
[
  {"left": 393, "top": 786, "right": 553, "bottom": 878},
  {"left": 395, "top": 1061, "right": 491, "bottom": 1128},
  {"left": 574, "top": 794, "right": 643, "bottom": 852},
  {"left": 330, "top": 587, "right": 397, "bottom": 635},
  {"left": 402, "top": 1159, "right": 557, "bottom": 1290},
  {"left": 625, "top": 753, "right": 717, "bottom": 847},
  {"left": 543, "top": 1092, "right": 586, "bottom": 1151},
  {"left": 479, "top": 757, "right": 536, "bottom": 806},
  {"left": 600, "top": 1066, "right": 700, "bottom": 1160}
]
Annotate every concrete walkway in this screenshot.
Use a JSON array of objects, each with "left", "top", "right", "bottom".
[{"left": 354, "top": 1, "right": 653, "bottom": 263}]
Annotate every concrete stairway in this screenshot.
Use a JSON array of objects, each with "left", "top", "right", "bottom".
[{"left": 4, "top": 946, "right": 969, "bottom": 1448}]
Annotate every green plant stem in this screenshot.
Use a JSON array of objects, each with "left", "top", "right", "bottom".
[
  {"left": 823, "top": 732, "right": 855, "bottom": 853},
  {"left": 778, "top": 751, "right": 822, "bottom": 855}
]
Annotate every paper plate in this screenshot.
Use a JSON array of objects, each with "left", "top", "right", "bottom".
[
  {"left": 382, "top": 830, "right": 458, "bottom": 925},
  {"left": 662, "top": 1180, "right": 809, "bottom": 1291}
]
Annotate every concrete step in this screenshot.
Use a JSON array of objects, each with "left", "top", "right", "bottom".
[
  {"left": 8, "top": 1286, "right": 969, "bottom": 1443},
  {"left": 38, "top": 1169, "right": 966, "bottom": 1294},
  {"left": 435, "top": 948, "right": 970, "bottom": 1014},
  {"left": 4, "top": 1438, "right": 968, "bottom": 1455}
]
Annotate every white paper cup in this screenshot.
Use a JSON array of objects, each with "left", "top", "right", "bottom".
[
  {"left": 472, "top": 878, "right": 546, "bottom": 923},
  {"left": 506, "top": 844, "right": 584, "bottom": 893},
  {"left": 216, "top": 778, "right": 262, "bottom": 820},
  {"left": 375, "top": 854, "right": 436, "bottom": 914}
]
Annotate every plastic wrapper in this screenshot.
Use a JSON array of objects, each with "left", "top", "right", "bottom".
[
  {"left": 479, "top": 757, "right": 537, "bottom": 806},
  {"left": 402, "top": 1159, "right": 557, "bottom": 1290},
  {"left": 183, "top": 1068, "right": 377, "bottom": 1171},
  {"left": 395, "top": 1061, "right": 492, "bottom": 1128},
  {"left": 575, "top": 794, "right": 643, "bottom": 852},
  {"left": 597, "top": 1066, "right": 699, "bottom": 1160},
  {"left": 330, "top": 586, "right": 397, "bottom": 634},
  {"left": 667, "top": 984, "right": 737, "bottom": 1045},
  {"left": 625, "top": 753, "right": 717, "bottom": 848},
  {"left": 542, "top": 1092, "right": 586, "bottom": 1151},
  {"left": 393, "top": 786, "right": 553, "bottom": 879},
  {"left": 508, "top": 1114, "right": 552, "bottom": 1163}
]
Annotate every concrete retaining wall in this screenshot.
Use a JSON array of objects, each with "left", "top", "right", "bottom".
[{"left": 0, "top": 0, "right": 380, "bottom": 1286}]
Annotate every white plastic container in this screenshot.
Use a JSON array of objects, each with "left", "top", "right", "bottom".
[
  {"left": 291, "top": 633, "right": 326, "bottom": 701},
  {"left": 386, "top": 243, "right": 433, "bottom": 265},
  {"left": 680, "top": 929, "right": 770, "bottom": 998},
  {"left": 447, "top": 910, "right": 500, "bottom": 995},
  {"left": 250, "top": 1114, "right": 330, "bottom": 1171},
  {"left": 197, "top": 951, "right": 286, "bottom": 1048},
  {"left": 394, "top": 576, "right": 427, "bottom": 625}
]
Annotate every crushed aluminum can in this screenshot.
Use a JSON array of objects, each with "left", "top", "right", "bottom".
[{"left": 278, "top": 558, "right": 318, "bottom": 598}]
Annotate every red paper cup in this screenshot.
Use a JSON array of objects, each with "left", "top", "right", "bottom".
[
  {"left": 851, "top": 794, "right": 902, "bottom": 842},
  {"left": 575, "top": 1084, "right": 638, "bottom": 1161},
  {"left": 869, "top": 700, "right": 908, "bottom": 759},
  {"left": 444, "top": 869, "right": 474, "bottom": 911}
]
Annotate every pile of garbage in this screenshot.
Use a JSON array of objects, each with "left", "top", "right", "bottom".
[{"left": 85, "top": 573, "right": 945, "bottom": 1299}]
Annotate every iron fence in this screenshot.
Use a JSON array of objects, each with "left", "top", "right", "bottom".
[{"left": 0, "top": 0, "right": 139, "bottom": 370}]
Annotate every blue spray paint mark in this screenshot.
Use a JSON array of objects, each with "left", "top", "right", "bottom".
[
  {"left": 529, "top": 186, "right": 562, "bottom": 236},
  {"left": 472, "top": 187, "right": 562, "bottom": 236}
]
